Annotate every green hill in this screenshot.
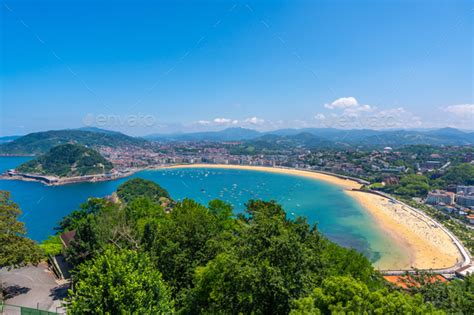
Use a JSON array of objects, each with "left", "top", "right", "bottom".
[
  {"left": 117, "top": 178, "right": 171, "bottom": 203},
  {"left": 0, "top": 129, "right": 149, "bottom": 155},
  {"left": 16, "top": 144, "right": 113, "bottom": 177}
]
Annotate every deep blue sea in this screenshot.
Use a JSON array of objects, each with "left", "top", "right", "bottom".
[{"left": 0, "top": 156, "right": 401, "bottom": 265}]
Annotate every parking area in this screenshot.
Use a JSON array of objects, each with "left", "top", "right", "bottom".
[{"left": 0, "top": 263, "right": 68, "bottom": 313}]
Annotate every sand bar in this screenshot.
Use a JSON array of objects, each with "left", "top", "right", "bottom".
[{"left": 163, "top": 164, "right": 465, "bottom": 271}]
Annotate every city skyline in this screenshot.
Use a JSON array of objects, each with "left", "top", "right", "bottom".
[{"left": 1, "top": 0, "right": 473, "bottom": 136}]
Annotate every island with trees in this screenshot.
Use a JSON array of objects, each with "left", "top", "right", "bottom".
[{"left": 1, "top": 144, "right": 128, "bottom": 185}]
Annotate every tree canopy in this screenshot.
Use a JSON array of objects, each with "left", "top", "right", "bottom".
[
  {"left": 401, "top": 271, "right": 474, "bottom": 314},
  {"left": 0, "top": 191, "right": 42, "bottom": 269},
  {"left": 116, "top": 178, "right": 171, "bottom": 203},
  {"left": 67, "top": 246, "right": 173, "bottom": 314},
  {"left": 16, "top": 143, "right": 113, "bottom": 177},
  {"left": 395, "top": 174, "right": 430, "bottom": 197},
  {"left": 441, "top": 163, "right": 474, "bottom": 186},
  {"left": 185, "top": 200, "right": 380, "bottom": 314},
  {"left": 290, "top": 276, "right": 441, "bottom": 314}
]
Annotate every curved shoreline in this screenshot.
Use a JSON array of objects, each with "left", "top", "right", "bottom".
[
  {"left": 162, "top": 164, "right": 364, "bottom": 190},
  {"left": 161, "top": 164, "right": 467, "bottom": 272},
  {"left": 1, "top": 162, "right": 468, "bottom": 272}
]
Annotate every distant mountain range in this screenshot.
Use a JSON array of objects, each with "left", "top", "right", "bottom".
[
  {"left": 1, "top": 127, "right": 473, "bottom": 155},
  {"left": 145, "top": 127, "right": 261, "bottom": 142},
  {"left": 145, "top": 127, "right": 474, "bottom": 148},
  {"left": 0, "top": 128, "right": 149, "bottom": 155}
]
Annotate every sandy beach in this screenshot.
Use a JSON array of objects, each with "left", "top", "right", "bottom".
[
  {"left": 347, "top": 191, "right": 463, "bottom": 270},
  {"left": 165, "top": 164, "right": 465, "bottom": 271}
]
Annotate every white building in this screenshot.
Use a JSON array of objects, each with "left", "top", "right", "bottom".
[
  {"left": 456, "top": 194, "right": 474, "bottom": 207},
  {"left": 425, "top": 190, "right": 455, "bottom": 205},
  {"left": 457, "top": 185, "right": 474, "bottom": 195}
]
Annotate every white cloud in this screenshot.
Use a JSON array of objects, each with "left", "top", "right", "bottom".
[
  {"left": 313, "top": 105, "right": 425, "bottom": 129},
  {"left": 444, "top": 104, "right": 474, "bottom": 116},
  {"left": 324, "top": 97, "right": 359, "bottom": 109},
  {"left": 213, "top": 118, "right": 233, "bottom": 124},
  {"left": 194, "top": 117, "right": 265, "bottom": 128},
  {"left": 344, "top": 104, "right": 373, "bottom": 114},
  {"left": 377, "top": 107, "right": 407, "bottom": 117},
  {"left": 244, "top": 116, "right": 265, "bottom": 125},
  {"left": 193, "top": 117, "right": 239, "bottom": 127},
  {"left": 314, "top": 113, "right": 326, "bottom": 120},
  {"left": 196, "top": 120, "right": 211, "bottom": 125},
  {"left": 324, "top": 96, "right": 373, "bottom": 115}
]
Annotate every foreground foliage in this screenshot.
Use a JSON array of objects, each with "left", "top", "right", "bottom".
[
  {"left": 290, "top": 276, "right": 441, "bottom": 314},
  {"left": 0, "top": 191, "right": 42, "bottom": 269},
  {"left": 67, "top": 246, "right": 173, "bottom": 314},
  {"left": 402, "top": 271, "right": 474, "bottom": 314},
  {"left": 184, "top": 200, "right": 380, "bottom": 314},
  {"left": 39, "top": 235, "right": 62, "bottom": 256}
]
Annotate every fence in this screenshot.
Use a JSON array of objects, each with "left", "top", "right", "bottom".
[{"left": 0, "top": 302, "right": 64, "bottom": 315}]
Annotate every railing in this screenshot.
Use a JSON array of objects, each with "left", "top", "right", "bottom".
[
  {"left": 0, "top": 301, "right": 64, "bottom": 315},
  {"left": 47, "top": 255, "right": 64, "bottom": 280}
]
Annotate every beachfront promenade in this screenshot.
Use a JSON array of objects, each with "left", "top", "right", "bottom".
[
  {"left": 372, "top": 190, "right": 472, "bottom": 275},
  {"left": 285, "top": 167, "right": 471, "bottom": 274},
  {"left": 294, "top": 167, "right": 471, "bottom": 275}
]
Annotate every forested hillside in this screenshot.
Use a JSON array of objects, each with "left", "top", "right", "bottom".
[
  {"left": 16, "top": 144, "right": 113, "bottom": 177},
  {"left": 0, "top": 129, "right": 149, "bottom": 155}
]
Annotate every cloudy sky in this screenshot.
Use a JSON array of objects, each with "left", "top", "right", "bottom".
[{"left": 1, "top": 0, "right": 472, "bottom": 135}]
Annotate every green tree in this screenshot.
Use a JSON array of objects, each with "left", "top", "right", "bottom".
[
  {"left": 441, "top": 163, "right": 474, "bottom": 185},
  {"left": 65, "top": 214, "right": 101, "bottom": 266},
  {"left": 67, "top": 246, "right": 173, "bottom": 314},
  {"left": 395, "top": 174, "right": 430, "bottom": 197},
  {"left": 56, "top": 197, "right": 112, "bottom": 233},
  {"left": 185, "top": 200, "right": 380, "bottom": 314},
  {"left": 39, "top": 235, "right": 62, "bottom": 256},
  {"left": 207, "top": 199, "right": 234, "bottom": 230},
  {"left": 145, "top": 199, "right": 226, "bottom": 304},
  {"left": 403, "top": 271, "right": 474, "bottom": 314},
  {"left": 125, "top": 197, "right": 164, "bottom": 223},
  {"left": 0, "top": 191, "right": 42, "bottom": 269},
  {"left": 290, "top": 276, "right": 442, "bottom": 314},
  {"left": 16, "top": 143, "right": 113, "bottom": 177},
  {"left": 116, "top": 178, "right": 171, "bottom": 204},
  {"left": 65, "top": 198, "right": 131, "bottom": 266}
]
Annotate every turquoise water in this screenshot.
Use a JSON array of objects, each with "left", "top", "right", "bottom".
[{"left": 0, "top": 156, "right": 398, "bottom": 264}]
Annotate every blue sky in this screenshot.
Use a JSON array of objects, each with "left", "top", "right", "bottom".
[{"left": 1, "top": 0, "right": 472, "bottom": 135}]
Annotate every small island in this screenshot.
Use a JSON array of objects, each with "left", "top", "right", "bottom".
[{"left": 1, "top": 143, "right": 130, "bottom": 185}]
